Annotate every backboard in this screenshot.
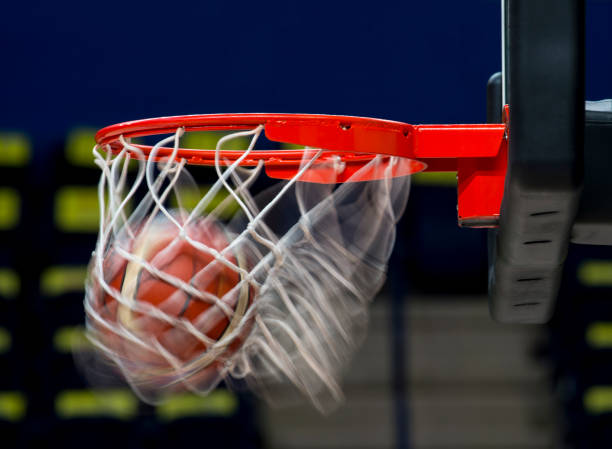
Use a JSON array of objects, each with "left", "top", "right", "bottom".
[{"left": 487, "top": 0, "right": 612, "bottom": 323}]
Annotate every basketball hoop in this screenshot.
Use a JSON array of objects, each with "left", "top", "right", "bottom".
[{"left": 83, "top": 112, "right": 508, "bottom": 411}]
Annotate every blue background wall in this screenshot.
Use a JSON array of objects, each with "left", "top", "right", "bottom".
[{"left": 2, "top": 1, "right": 501, "bottom": 144}]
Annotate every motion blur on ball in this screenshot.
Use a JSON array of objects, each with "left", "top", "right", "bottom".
[{"left": 84, "top": 213, "right": 253, "bottom": 398}]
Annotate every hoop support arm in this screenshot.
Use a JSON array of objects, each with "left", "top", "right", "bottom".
[{"left": 266, "top": 116, "right": 509, "bottom": 227}]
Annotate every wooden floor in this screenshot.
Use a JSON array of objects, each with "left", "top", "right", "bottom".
[{"left": 259, "top": 295, "right": 558, "bottom": 449}]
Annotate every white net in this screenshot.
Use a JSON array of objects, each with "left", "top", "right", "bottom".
[{"left": 83, "top": 125, "right": 412, "bottom": 412}]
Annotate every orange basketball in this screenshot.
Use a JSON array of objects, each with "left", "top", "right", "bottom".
[{"left": 91, "top": 217, "right": 252, "bottom": 384}]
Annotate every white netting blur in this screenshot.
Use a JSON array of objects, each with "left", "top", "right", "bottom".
[{"left": 82, "top": 125, "right": 411, "bottom": 412}]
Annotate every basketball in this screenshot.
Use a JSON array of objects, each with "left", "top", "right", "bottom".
[{"left": 90, "top": 216, "right": 252, "bottom": 383}]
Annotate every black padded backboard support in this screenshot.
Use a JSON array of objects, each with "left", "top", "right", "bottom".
[
  {"left": 573, "top": 101, "right": 612, "bottom": 244},
  {"left": 487, "top": 0, "right": 585, "bottom": 323}
]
